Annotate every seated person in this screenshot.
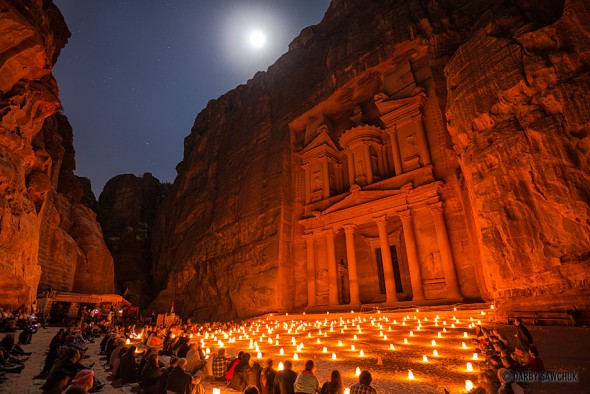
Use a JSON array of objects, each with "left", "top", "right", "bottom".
[{"left": 524, "top": 345, "right": 544, "bottom": 372}]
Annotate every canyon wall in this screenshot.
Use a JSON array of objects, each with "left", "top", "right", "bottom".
[
  {"left": 444, "top": 0, "right": 590, "bottom": 314},
  {"left": 0, "top": 0, "right": 114, "bottom": 307},
  {"left": 150, "top": 0, "right": 590, "bottom": 320},
  {"left": 97, "top": 173, "right": 169, "bottom": 307}
]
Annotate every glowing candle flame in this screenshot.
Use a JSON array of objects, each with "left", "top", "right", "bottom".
[
  {"left": 359, "top": 349, "right": 364, "bottom": 357},
  {"left": 404, "top": 338, "right": 408, "bottom": 344},
  {"left": 466, "top": 380, "right": 474, "bottom": 390},
  {"left": 383, "top": 334, "right": 388, "bottom": 340},
  {"left": 433, "top": 349, "right": 438, "bottom": 357},
  {"left": 438, "top": 332, "right": 442, "bottom": 338},
  {"left": 344, "top": 389, "right": 350, "bottom": 394},
  {"left": 355, "top": 367, "right": 361, "bottom": 376},
  {"left": 466, "top": 362, "right": 473, "bottom": 372},
  {"left": 354, "top": 334, "right": 358, "bottom": 340},
  {"left": 126, "top": 339, "right": 130, "bottom": 345},
  {"left": 410, "top": 331, "right": 414, "bottom": 336},
  {"left": 206, "top": 348, "right": 210, "bottom": 354},
  {"left": 257, "top": 351, "right": 262, "bottom": 359},
  {"left": 462, "top": 342, "right": 467, "bottom": 349},
  {"left": 390, "top": 344, "right": 395, "bottom": 350},
  {"left": 278, "top": 362, "right": 284, "bottom": 371},
  {"left": 294, "top": 353, "right": 299, "bottom": 360},
  {"left": 422, "top": 355, "right": 428, "bottom": 362},
  {"left": 332, "top": 352, "right": 337, "bottom": 360},
  {"left": 464, "top": 332, "right": 468, "bottom": 338},
  {"left": 472, "top": 353, "right": 478, "bottom": 360},
  {"left": 323, "top": 346, "right": 327, "bottom": 353},
  {"left": 351, "top": 344, "right": 356, "bottom": 351},
  {"left": 338, "top": 340, "right": 343, "bottom": 346},
  {"left": 280, "top": 348, "right": 284, "bottom": 355},
  {"left": 431, "top": 340, "right": 436, "bottom": 346},
  {"left": 213, "top": 389, "right": 221, "bottom": 394},
  {"left": 408, "top": 370, "right": 415, "bottom": 380}
]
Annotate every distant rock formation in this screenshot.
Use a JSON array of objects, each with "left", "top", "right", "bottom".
[
  {"left": 98, "top": 173, "right": 169, "bottom": 307},
  {"left": 0, "top": 0, "right": 114, "bottom": 307},
  {"left": 149, "top": 0, "right": 590, "bottom": 321}
]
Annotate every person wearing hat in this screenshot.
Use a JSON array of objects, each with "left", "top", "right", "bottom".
[{"left": 65, "top": 369, "right": 94, "bottom": 394}]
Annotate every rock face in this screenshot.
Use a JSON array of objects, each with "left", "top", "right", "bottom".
[
  {"left": 0, "top": 0, "right": 114, "bottom": 307},
  {"left": 37, "top": 114, "right": 115, "bottom": 294},
  {"left": 444, "top": 0, "right": 590, "bottom": 313},
  {"left": 97, "top": 173, "right": 169, "bottom": 307},
  {"left": 150, "top": 0, "right": 590, "bottom": 320}
]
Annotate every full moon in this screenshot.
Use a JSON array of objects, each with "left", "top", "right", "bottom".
[{"left": 248, "top": 30, "right": 266, "bottom": 49}]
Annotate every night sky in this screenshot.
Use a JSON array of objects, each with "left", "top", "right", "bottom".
[{"left": 53, "top": 0, "right": 331, "bottom": 195}]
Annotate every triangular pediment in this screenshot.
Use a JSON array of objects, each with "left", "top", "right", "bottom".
[
  {"left": 301, "top": 127, "right": 339, "bottom": 155},
  {"left": 322, "top": 188, "right": 403, "bottom": 215},
  {"left": 374, "top": 90, "right": 427, "bottom": 118}
]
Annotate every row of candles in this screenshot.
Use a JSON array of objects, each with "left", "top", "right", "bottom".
[{"left": 145, "top": 307, "right": 492, "bottom": 393}]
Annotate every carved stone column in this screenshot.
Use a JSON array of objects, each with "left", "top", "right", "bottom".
[
  {"left": 399, "top": 209, "right": 425, "bottom": 301},
  {"left": 363, "top": 142, "right": 374, "bottom": 184},
  {"left": 429, "top": 202, "right": 462, "bottom": 298},
  {"left": 304, "top": 233, "right": 317, "bottom": 307},
  {"left": 374, "top": 216, "right": 398, "bottom": 303},
  {"left": 303, "top": 164, "right": 311, "bottom": 204},
  {"left": 411, "top": 115, "right": 432, "bottom": 166},
  {"left": 377, "top": 145, "right": 386, "bottom": 179},
  {"left": 346, "top": 151, "right": 355, "bottom": 188},
  {"left": 321, "top": 158, "right": 330, "bottom": 199},
  {"left": 325, "top": 229, "right": 339, "bottom": 306},
  {"left": 389, "top": 126, "right": 403, "bottom": 176},
  {"left": 343, "top": 225, "right": 360, "bottom": 306}
]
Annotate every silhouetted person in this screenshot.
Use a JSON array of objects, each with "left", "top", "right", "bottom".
[
  {"left": 350, "top": 370, "right": 376, "bottom": 394},
  {"left": 513, "top": 318, "right": 533, "bottom": 350},
  {"left": 273, "top": 360, "right": 297, "bottom": 394},
  {"left": 294, "top": 359, "right": 320, "bottom": 394},
  {"left": 260, "top": 359, "right": 276, "bottom": 394},
  {"left": 321, "top": 370, "right": 344, "bottom": 394}
]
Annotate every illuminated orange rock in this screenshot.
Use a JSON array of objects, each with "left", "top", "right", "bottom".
[
  {"left": 150, "top": 0, "right": 590, "bottom": 320},
  {"left": 0, "top": 0, "right": 114, "bottom": 306}
]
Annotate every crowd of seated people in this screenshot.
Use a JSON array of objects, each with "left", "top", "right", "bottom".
[
  {"left": 0, "top": 306, "right": 43, "bottom": 385},
  {"left": 37, "top": 324, "right": 105, "bottom": 394},
  {"left": 0, "top": 305, "right": 560, "bottom": 394},
  {"left": 468, "top": 318, "right": 544, "bottom": 394}
]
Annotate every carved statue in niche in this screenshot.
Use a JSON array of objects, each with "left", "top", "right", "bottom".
[
  {"left": 405, "top": 132, "right": 418, "bottom": 158},
  {"left": 312, "top": 173, "right": 322, "bottom": 192},
  {"left": 350, "top": 105, "right": 364, "bottom": 125},
  {"left": 425, "top": 251, "right": 444, "bottom": 279},
  {"left": 316, "top": 268, "right": 329, "bottom": 303}
]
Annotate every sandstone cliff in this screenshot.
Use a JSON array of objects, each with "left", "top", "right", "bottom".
[
  {"left": 0, "top": 0, "right": 114, "bottom": 306},
  {"left": 97, "top": 173, "right": 169, "bottom": 307},
  {"left": 150, "top": 0, "right": 590, "bottom": 320}
]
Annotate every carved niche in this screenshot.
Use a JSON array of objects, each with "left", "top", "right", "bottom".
[
  {"left": 300, "top": 124, "right": 341, "bottom": 203},
  {"left": 374, "top": 91, "right": 431, "bottom": 174}
]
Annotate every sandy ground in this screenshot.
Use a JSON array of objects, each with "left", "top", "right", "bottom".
[{"left": 0, "top": 309, "right": 588, "bottom": 394}]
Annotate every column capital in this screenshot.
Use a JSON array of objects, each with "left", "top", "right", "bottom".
[
  {"left": 428, "top": 201, "right": 444, "bottom": 214},
  {"left": 322, "top": 227, "right": 337, "bottom": 238},
  {"left": 302, "top": 232, "right": 316, "bottom": 240},
  {"left": 398, "top": 209, "right": 413, "bottom": 221},
  {"left": 373, "top": 215, "right": 388, "bottom": 227},
  {"left": 343, "top": 224, "right": 357, "bottom": 234}
]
